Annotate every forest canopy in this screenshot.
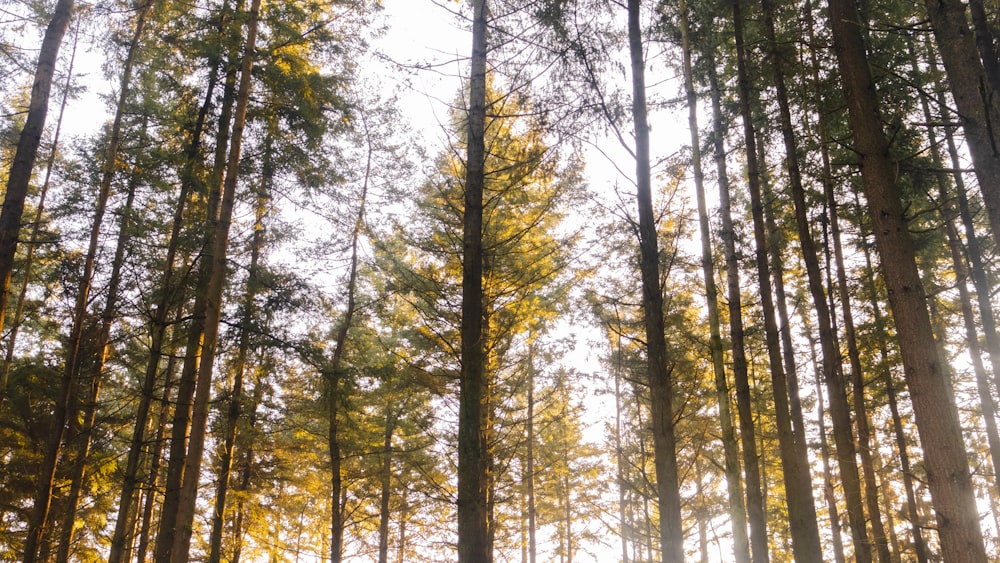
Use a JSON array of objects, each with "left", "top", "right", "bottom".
[{"left": 1, "top": 0, "right": 1000, "bottom": 562}]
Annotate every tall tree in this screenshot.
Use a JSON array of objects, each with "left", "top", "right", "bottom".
[
  {"left": 0, "top": 0, "right": 74, "bottom": 376},
  {"left": 677, "top": 4, "right": 750, "bottom": 560},
  {"left": 827, "top": 0, "right": 988, "bottom": 559},
  {"left": 457, "top": 0, "right": 489, "bottom": 561},
  {"left": 733, "top": 0, "right": 823, "bottom": 558},
  {"left": 627, "top": 1, "right": 683, "bottom": 559}
]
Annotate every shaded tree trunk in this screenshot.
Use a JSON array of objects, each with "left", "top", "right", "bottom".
[
  {"left": 679, "top": 6, "right": 750, "bottom": 562},
  {"left": 706, "top": 52, "right": 769, "bottom": 563},
  {"left": 827, "top": 0, "right": 988, "bottom": 559},
  {"left": 457, "top": 0, "right": 489, "bottom": 561},
  {"left": 627, "top": 1, "right": 683, "bottom": 559},
  {"left": 760, "top": 1, "right": 872, "bottom": 558},
  {"left": 0, "top": 26, "right": 77, "bottom": 405},
  {"left": 733, "top": 0, "right": 823, "bottom": 558},
  {"left": 0, "top": 0, "right": 74, "bottom": 391},
  {"left": 922, "top": 0, "right": 1000, "bottom": 249},
  {"left": 169, "top": 0, "right": 261, "bottom": 556}
]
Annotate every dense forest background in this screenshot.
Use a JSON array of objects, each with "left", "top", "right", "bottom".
[{"left": 2, "top": 0, "right": 1000, "bottom": 561}]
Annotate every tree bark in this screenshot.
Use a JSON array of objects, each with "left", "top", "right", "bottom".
[
  {"left": 828, "top": 0, "right": 988, "bottom": 559},
  {"left": 0, "top": 26, "right": 77, "bottom": 405},
  {"left": 627, "top": 1, "right": 683, "bottom": 559},
  {"left": 733, "top": 0, "right": 824, "bottom": 558},
  {"left": 706, "top": 52, "right": 769, "bottom": 563},
  {"left": 760, "top": 2, "right": 872, "bottom": 558},
  {"left": 168, "top": 0, "right": 261, "bottom": 557},
  {"left": 207, "top": 148, "right": 269, "bottom": 563},
  {"left": 0, "top": 0, "right": 74, "bottom": 378},
  {"left": 457, "top": 0, "right": 489, "bottom": 561},
  {"left": 679, "top": 8, "right": 750, "bottom": 561},
  {"left": 55, "top": 129, "right": 144, "bottom": 563}
]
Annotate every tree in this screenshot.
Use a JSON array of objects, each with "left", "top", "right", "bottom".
[
  {"left": 827, "top": 0, "right": 989, "bottom": 559},
  {"left": 0, "top": 0, "right": 74, "bottom": 391}
]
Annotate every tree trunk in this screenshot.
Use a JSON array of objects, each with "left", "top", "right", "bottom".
[
  {"left": 0, "top": 26, "right": 77, "bottom": 405},
  {"left": 526, "top": 341, "right": 537, "bottom": 563},
  {"left": 857, "top": 215, "right": 929, "bottom": 563},
  {"left": 827, "top": 0, "right": 988, "bottom": 559},
  {"left": 922, "top": 0, "right": 1000, "bottom": 250},
  {"left": 325, "top": 108, "right": 373, "bottom": 563},
  {"left": 23, "top": 3, "right": 142, "bottom": 558},
  {"left": 153, "top": 3, "right": 243, "bottom": 555},
  {"left": 134, "top": 352, "right": 178, "bottom": 563},
  {"left": 805, "top": 323, "right": 847, "bottom": 563},
  {"left": 108, "top": 46, "right": 220, "bottom": 562},
  {"left": 0, "top": 0, "right": 74, "bottom": 372},
  {"left": 733, "top": 0, "right": 823, "bottom": 558},
  {"left": 207, "top": 143, "right": 269, "bottom": 563},
  {"left": 457, "top": 0, "right": 489, "bottom": 561},
  {"left": 679, "top": 7, "right": 750, "bottom": 561},
  {"left": 169, "top": 0, "right": 261, "bottom": 556},
  {"left": 55, "top": 128, "right": 144, "bottom": 562},
  {"left": 706, "top": 52, "right": 769, "bottom": 563},
  {"left": 760, "top": 2, "right": 873, "bottom": 558},
  {"left": 377, "top": 408, "right": 397, "bottom": 563},
  {"left": 627, "top": 1, "right": 683, "bottom": 559}
]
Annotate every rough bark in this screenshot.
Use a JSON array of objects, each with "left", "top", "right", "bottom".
[
  {"left": 733, "top": 0, "right": 824, "bottom": 558},
  {"left": 457, "top": 0, "right": 489, "bottom": 561},
  {"left": 679, "top": 8, "right": 750, "bottom": 561},
  {"left": 706, "top": 53, "right": 769, "bottom": 563},
  {"left": 627, "top": 1, "right": 683, "bottom": 559},
  {"left": 828, "top": 0, "right": 988, "bottom": 559},
  {"left": 0, "top": 0, "right": 74, "bottom": 379}
]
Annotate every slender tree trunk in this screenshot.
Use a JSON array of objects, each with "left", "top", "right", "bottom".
[
  {"left": 733, "top": 0, "right": 823, "bottom": 558},
  {"left": 968, "top": 0, "right": 1000, "bottom": 94},
  {"left": 917, "top": 42, "right": 1000, "bottom": 495},
  {"left": 760, "top": 2, "right": 872, "bottom": 558},
  {"left": 922, "top": 0, "right": 1000, "bottom": 250},
  {"left": 56, "top": 130, "right": 145, "bottom": 562},
  {"left": 828, "top": 1, "right": 988, "bottom": 559},
  {"left": 169, "top": 0, "right": 261, "bottom": 556},
  {"left": 457, "top": 0, "right": 489, "bottom": 561},
  {"left": 611, "top": 328, "right": 629, "bottom": 563},
  {"left": 705, "top": 53, "right": 769, "bottom": 563},
  {"left": 135, "top": 353, "right": 178, "bottom": 563},
  {"left": 108, "top": 49, "right": 220, "bottom": 563},
  {"left": 526, "top": 341, "right": 537, "bottom": 563},
  {"left": 0, "top": 25, "right": 77, "bottom": 405},
  {"left": 0, "top": 0, "right": 74, "bottom": 369},
  {"left": 805, "top": 324, "right": 847, "bottom": 563},
  {"left": 627, "top": 2, "right": 683, "bottom": 559},
  {"left": 678, "top": 7, "right": 750, "bottom": 561},
  {"left": 856, "top": 215, "right": 929, "bottom": 563},
  {"left": 23, "top": 2, "right": 142, "bottom": 557},
  {"left": 939, "top": 79, "right": 1000, "bottom": 407},
  {"left": 806, "top": 2, "right": 892, "bottom": 557},
  {"left": 207, "top": 147, "right": 269, "bottom": 563},
  {"left": 377, "top": 408, "right": 397, "bottom": 563},
  {"left": 154, "top": 24, "right": 239, "bottom": 560},
  {"left": 326, "top": 109, "right": 373, "bottom": 563}
]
